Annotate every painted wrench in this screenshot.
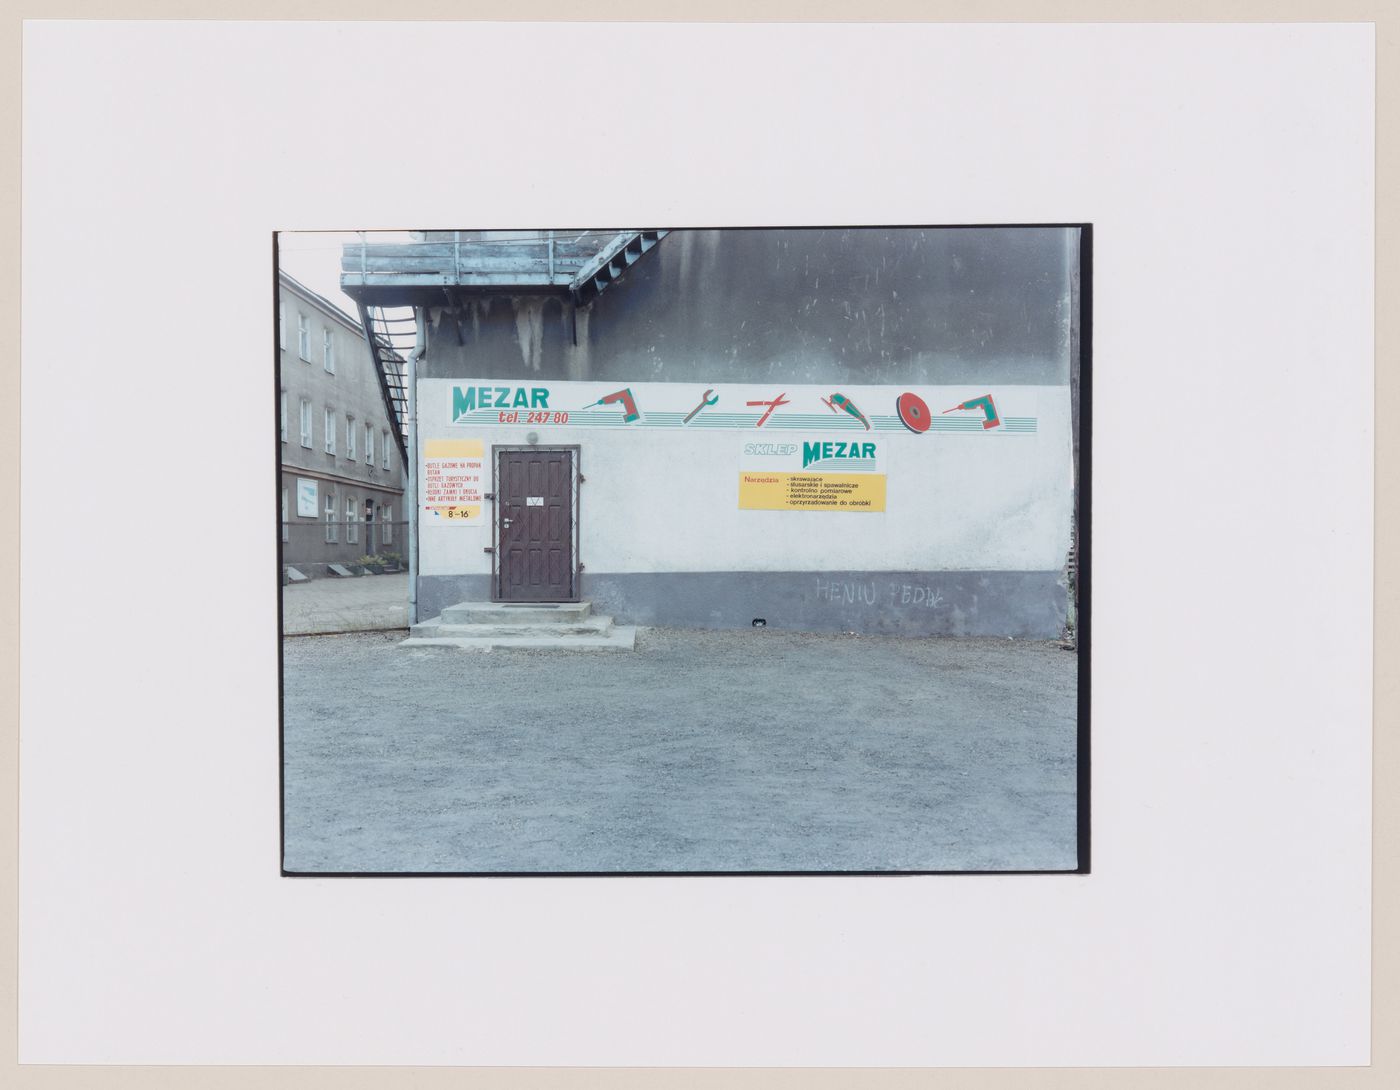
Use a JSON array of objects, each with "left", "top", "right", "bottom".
[{"left": 683, "top": 388, "right": 719, "bottom": 424}]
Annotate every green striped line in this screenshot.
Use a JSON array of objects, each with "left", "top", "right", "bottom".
[{"left": 457, "top": 409, "right": 1038, "bottom": 432}]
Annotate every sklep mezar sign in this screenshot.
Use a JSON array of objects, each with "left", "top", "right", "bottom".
[{"left": 739, "top": 439, "right": 887, "bottom": 511}]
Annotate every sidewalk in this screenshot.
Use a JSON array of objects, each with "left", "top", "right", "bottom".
[{"left": 282, "top": 572, "right": 409, "bottom": 635}]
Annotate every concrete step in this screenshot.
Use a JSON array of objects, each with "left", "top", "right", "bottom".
[
  {"left": 438, "top": 600, "right": 592, "bottom": 625},
  {"left": 409, "top": 616, "right": 614, "bottom": 640},
  {"left": 400, "top": 625, "right": 637, "bottom": 652}
]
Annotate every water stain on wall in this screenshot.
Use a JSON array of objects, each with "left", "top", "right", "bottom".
[{"left": 512, "top": 296, "right": 547, "bottom": 372}]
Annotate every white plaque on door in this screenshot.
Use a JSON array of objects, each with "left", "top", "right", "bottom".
[{"left": 526, "top": 496, "right": 544, "bottom": 507}]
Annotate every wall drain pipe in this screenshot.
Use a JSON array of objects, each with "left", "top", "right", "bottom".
[{"left": 406, "top": 309, "right": 426, "bottom": 626}]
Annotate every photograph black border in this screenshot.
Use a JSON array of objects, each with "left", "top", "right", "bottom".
[{"left": 275, "top": 222, "right": 1093, "bottom": 878}]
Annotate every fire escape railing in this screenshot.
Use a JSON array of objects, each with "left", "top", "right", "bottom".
[
  {"left": 569, "top": 230, "right": 669, "bottom": 307},
  {"left": 357, "top": 303, "right": 414, "bottom": 466}
]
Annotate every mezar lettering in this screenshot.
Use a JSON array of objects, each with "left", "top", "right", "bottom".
[
  {"left": 802, "top": 441, "right": 877, "bottom": 468},
  {"left": 453, "top": 386, "right": 550, "bottom": 416}
]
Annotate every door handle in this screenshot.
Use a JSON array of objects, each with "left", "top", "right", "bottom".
[{"left": 502, "top": 517, "right": 513, "bottom": 528}]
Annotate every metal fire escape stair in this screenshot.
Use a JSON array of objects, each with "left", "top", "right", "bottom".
[
  {"left": 356, "top": 303, "right": 414, "bottom": 465},
  {"left": 345, "top": 231, "right": 671, "bottom": 449},
  {"left": 570, "top": 230, "right": 669, "bottom": 307}
]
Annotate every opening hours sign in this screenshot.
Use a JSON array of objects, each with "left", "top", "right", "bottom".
[{"left": 423, "top": 438, "right": 485, "bottom": 525}]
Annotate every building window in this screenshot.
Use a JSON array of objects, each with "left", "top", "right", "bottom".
[
  {"left": 346, "top": 415, "right": 356, "bottom": 460},
  {"left": 297, "top": 312, "right": 310, "bottom": 361},
  {"left": 281, "top": 488, "right": 289, "bottom": 543},
  {"left": 323, "top": 329, "right": 334, "bottom": 374},
  {"left": 324, "top": 490, "right": 338, "bottom": 543},
  {"left": 382, "top": 430, "right": 391, "bottom": 470},
  {"left": 280, "top": 391, "right": 287, "bottom": 443},
  {"left": 323, "top": 408, "right": 336, "bottom": 454},
  {"left": 365, "top": 424, "right": 374, "bottom": 466},
  {"left": 279, "top": 308, "right": 286, "bottom": 351},
  {"left": 299, "top": 399, "right": 312, "bottom": 448},
  {"left": 383, "top": 505, "right": 392, "bottom": 544},
  {"left": 346, "top": 498, "right": 358, "bottom": 544}
]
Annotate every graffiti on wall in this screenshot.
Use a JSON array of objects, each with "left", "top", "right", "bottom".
[{"left": 813, "top": 577, "right": 946, "bottom": 609}]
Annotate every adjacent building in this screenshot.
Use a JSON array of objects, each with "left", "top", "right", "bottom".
[
  {"left": 340, "top": 228, "right": 1083, "bottom": 636},
  {"left": 278, "top": 271, "right": 407, "bottom": 576}
]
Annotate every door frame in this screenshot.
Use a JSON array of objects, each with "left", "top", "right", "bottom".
[{"left": 490, "top": 444, "right": 581, "bottom": 603}]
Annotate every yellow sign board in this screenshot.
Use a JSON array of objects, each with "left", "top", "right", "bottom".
[
  {"left": 738, "top": 438, "right": 888, "bottom": 512},
  {"left": 738, "top": 471, "right": 886, "bottom": 512},
  {"left": 424, "top": 438, "right": 485, "bottom": 525}
]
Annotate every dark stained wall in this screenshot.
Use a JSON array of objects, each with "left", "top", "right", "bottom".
[{"left": 420, "top": 227, "right": 1077, "bottom": 386}]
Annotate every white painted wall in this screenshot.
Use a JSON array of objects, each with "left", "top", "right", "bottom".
[{"left": 416, "top": 379, "right": 1072, "bottom": 577}]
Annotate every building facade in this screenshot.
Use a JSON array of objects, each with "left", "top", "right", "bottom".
[
  {"left": 277, "top": 272, "right": 407, "bottom": 575},
  {"left": 342, "top": 228, "right": 1083, "bottom": 636}
]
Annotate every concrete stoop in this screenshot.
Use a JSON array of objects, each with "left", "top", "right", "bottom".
[{"left": 400, "top": 601, "right": 637, "bottom": 651}]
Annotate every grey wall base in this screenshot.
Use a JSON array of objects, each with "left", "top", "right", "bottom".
[{"left": 418, "top": 570, "right": 1067, "bottom": 639}]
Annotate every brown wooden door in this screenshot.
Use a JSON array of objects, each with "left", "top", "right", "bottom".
[{"left": 497, "top": 449, "right": 574, "bottom": 601}]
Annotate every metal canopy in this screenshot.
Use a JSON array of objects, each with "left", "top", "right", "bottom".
[{"left": 340, "top": 230, "right": 669, "bottom": 308}]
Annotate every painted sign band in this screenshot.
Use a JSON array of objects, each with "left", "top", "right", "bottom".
[{"left": 449, "top": 381, "right": 1038, "bottom": 435}]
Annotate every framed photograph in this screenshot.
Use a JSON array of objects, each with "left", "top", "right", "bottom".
[{"left": 278, "top": 225, "right": 1089, "bottom": 876}]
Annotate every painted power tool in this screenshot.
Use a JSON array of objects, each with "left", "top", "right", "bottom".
[
  {"left": 821, "top": 392, "right": 871, "bottom": 430},
  {"left": 942, "top": 394, "right": 1001, "bottom": 430},
  {"left": 583, "top": 387, "right": 641, "bottom": 423}
]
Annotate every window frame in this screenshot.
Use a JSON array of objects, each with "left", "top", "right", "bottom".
[
  {"left": 324, "top": 489, "right": 338, "bottom": 543},
  {"left": 297, "top": 312, "right": 310, "bottom": 361},
  {"left": 299, "top": 398, "right": 313, "bottom": 449},
  {"left": 323, "top": 407, "right": 336, "bottom": 455},
  {"left": 346, "top": 497, "right": 358, "bottom": 544},
  {"left": 322, "top": 328, "right": 335, "bottom": 374}
]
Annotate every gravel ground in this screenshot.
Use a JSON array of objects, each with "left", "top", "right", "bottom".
[{"left": 282, "top": 627, "right": 1079, "bottom": 873}]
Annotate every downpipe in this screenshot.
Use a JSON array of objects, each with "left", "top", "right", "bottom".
[{"left": 406, "top": 310, "right": 426, "bottom": 626}]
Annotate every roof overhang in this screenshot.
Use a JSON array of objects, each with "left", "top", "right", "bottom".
[{"left": 340, "top": 231, "right": 668, "bottom": 308}]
